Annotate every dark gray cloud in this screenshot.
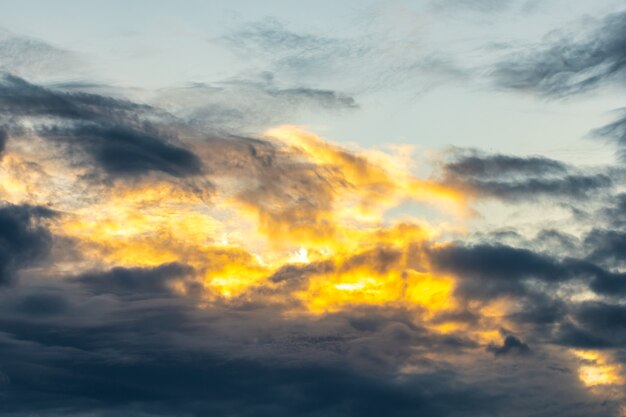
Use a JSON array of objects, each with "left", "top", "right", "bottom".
[
  {"left": 592, "top": 111, "right": 626, "bottom": 160},
  {"left": 45, "top": 124, "right": 203, "bottom": 178},
  {"left": 431, "top": 244, "right": 568, "bottom": 299},
  {"left": 0, "top": 203, "right": 56, "bottom": 286},
  {"left": 0, "top": 128, "right": 6, "bottom": 155},
  {"left": 0, "top": 270, "right": 608, "bottom": 417},
  {"left": 0, "top": 74, "right": 203, "bottom": 179},
  {"left": 584, "top": 229, "right": 626, "bottom": 268},
  {"left": 74, "top": 263, "right": 195, "bottom": 298},
  {"left": 487, "top": 335, "right": 531, "bottom": 356},
  {"left": 555, "top": 302, "right": 626, "bottom": 348},
  {"left": 588, "top": 268, "right": 626, "bottom": 296},
  {"left": 0, "top": 351, "right": 449, "bottom": 416},
  {"left": 462, "top": 174, "right": 612, "bottom": 200},
  {"left": 440, "top": 151, "right": 613, "bottom": 201},
  {"left": 0, "top": 269, "right": 489, "bottom": 417},
  {"left": 12, "top": 292, "right": 70, "bottom": 316},
  {"left": 444, "top": 153, "right": 567, "bottom": 178},
  {"left": 493, "top": 10, "right": 626, "bottom": 96},
  {"left": 430, "top": 239, "right": 626, "bottom": 303},
  {"left": 599, "top": 192, "right": 626, "bottom": 228},
  {"left": 509, "top": 294, "right": 567, "bottom": 326}
]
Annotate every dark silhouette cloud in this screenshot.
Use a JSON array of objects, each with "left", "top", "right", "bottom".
[
  {"left": 0, "top": 203, "right": 56, "bottom": 286},
  {"left": 431, "top": 244, "right": 569, "bottom": 298},
  {"left": 0, "top": 74, "right": 203, "bottom": 179},
  {"left": 552, "top": 302, "right": 626, "bottom": 348},
  {"left": 461, "top": 174, "right": 612, "bottom": 201},
  {"left": 0, "top": 274, "right": 604, "bottom": 417},
  {"left": 0, "top": 128, "right": 6, "bottom": 155},
  {"left": 443, "top": 153, "right": 567, "bottom": 178},
  {"left": 487, "top": 335, "right": 531, "bottom": 356},
  {"left": 74, "top": 263, "right": 195, "bottom": 297},
  {"left": 589, "top": 268, "right": 626, "bottom": 296},
  {"left": 440, "top": 151, "right": 612, "bottom": 201},
  {"left": 584, "top": 229, "right": 626, "bottom": 268}
]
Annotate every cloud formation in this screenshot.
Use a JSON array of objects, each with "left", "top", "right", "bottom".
[
  {"left": 0, "top": 203, "right": 55, "bottom": 285},
  {"left": 1, "top": 11, "right": 626, "bottom": 413},
  {"left": 439, "top": 151, "right": 613, "bottom": 201},
  {"left": 493, "top": 10, "right": 626, "bottom": 96}
]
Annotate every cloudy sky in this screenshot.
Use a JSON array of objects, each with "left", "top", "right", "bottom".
[{"left": 1, "top": 1, "right": 626, "bottom": 416}]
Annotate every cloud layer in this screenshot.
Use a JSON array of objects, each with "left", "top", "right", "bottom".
[{"left": 1, "top": 6, "right": 626, "bottom": 415}]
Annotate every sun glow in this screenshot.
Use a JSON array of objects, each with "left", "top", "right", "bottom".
[
  {"left": 573, "top": 350, "right": 624, "bottom": 387},
  {"left": 3, "top": 125, "right": 474, "bottom": 318}
]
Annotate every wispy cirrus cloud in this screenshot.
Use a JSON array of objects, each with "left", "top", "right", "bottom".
[{"left": 493, "top": 9, "right": 626, "bottom": 97}]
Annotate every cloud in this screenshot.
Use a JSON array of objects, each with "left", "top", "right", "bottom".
[
  {"left": 430, "top": 0, "right": 530, "bottom": 14},
  {"left": 221, "top": 18, "right": 468, "bottom": 95},
  {"left": 584, "top": 228, "right": 626, "bottom": 268},
  {"left": 12, "top": 292, "right": 70, "bottom": 316},
  {"left": 1, "top": 58, "right": 626, "bottom": 416},
  {"left": 74, "top": 263, "right": 195, "bottom": 298},
  {"left": 462, "top": 174, "right": 612, "bottom": 201},
  {"left": 0, "top": 74, "right": 203, "bottom": 180},
  {"left": 0, "top": 128, "right": 6, "bottom": 156},
  {"left": 0, "top": 203, "right": 56, "bottom": 286},
  {"left": 430, "top": 243, "right": 568, "bottom": 299},
  {"left": 0, "top": 29, "right": 82, "bottom": 82},
  {"left": 493, "top": 10, "right": 626, "bottom": 96},
  {"left": 591, "top": 110, "right": 626, "bottom": 160},
  {"left": 599, "top": 192, "right": 626, "bottom": 228},
  {"left": 0, "top": 269, "right": 607, "bottom": 417},
  {"left": 156, "top": 73, "right": 358, "bottom": 133},
  {"left": 440, "top": 151, "right": 613, "bottom": 201},
  {"left": 443, "top": 153, "right": 568, "bottom": 178},
  {"left": 588, "top": 268, "right": 626, "bottom": 296},
  {"left": 487, "top": 334, "right": 531, "bottom": 356},
  {"left": 554, "top": 302, "right": 626, "bottom": 349}
]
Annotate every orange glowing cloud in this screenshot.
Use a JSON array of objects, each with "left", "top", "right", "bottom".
[{"left": 2, "top": 124, "right": 478, "bottom": 326}]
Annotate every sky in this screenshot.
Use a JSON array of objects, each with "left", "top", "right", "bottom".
[{"left": 1, "top": 0, "right": 626, "bottom": 416}]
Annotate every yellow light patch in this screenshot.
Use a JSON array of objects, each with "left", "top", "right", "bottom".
[
  {"left": 4, "top": 126, "right": 476, "bottom": 312},
  {"left": 573, "top": 350, "right": 624, "bottom": 387}
]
